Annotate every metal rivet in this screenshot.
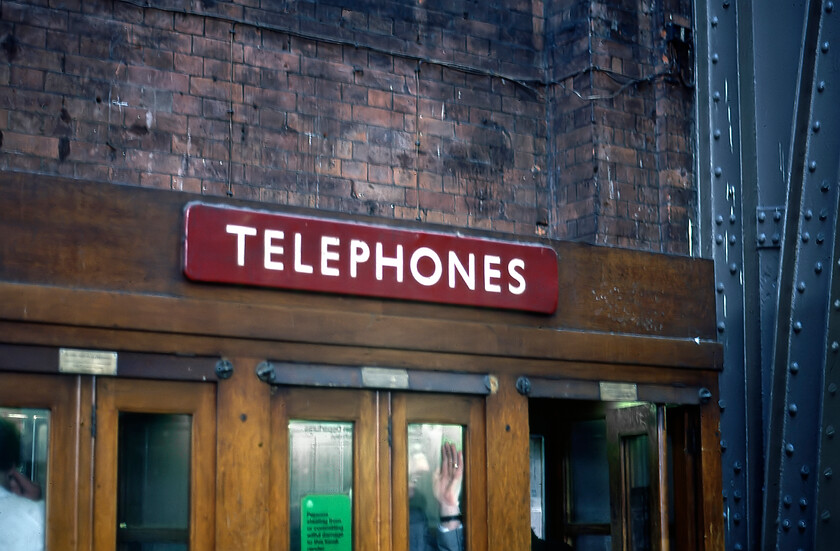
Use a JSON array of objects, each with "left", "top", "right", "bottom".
[
  {"left": 798, "top": 520, "right": 807, "bottom": 532},
  {"left": 714, "top": 129, "right": 721, "bottom": 139},
  {"left": 817, "top": 233, "right": 825, "bottom": 244},
  {"left": 734, "top": 461, "right": 742, "bottom": 472},
  {"left": 784, "top": 495, "right": 793, "bottom": 507},
  {"left": 829, "top": 382, "right": 838, "bottom": 394},
  {"left": 835, "top": 300, "right": 840, "bottom": 310},
  {"left": 729, "top": 234, "right": 737, "bottom": 245},
  {"left": 821, "top": 180, "right": 831, "bottom": 192},
  {"left": 699, "top": 388, "right": 713, "bottom": 403},
  {"left": 515, "top": 376, "right": 532, "bottom": 395},
  {"left": 827, "top": 425, "right": 836, "bottom": 438},
  {"left": 772, "top": 233, "right": 781, "bottom": 244},
  {"left": 215, "top": 359, "right": 234, "bottom": 380},
  {"left": 729, "top": 262, "right": 738, "bottom": 274},
  {"left": 712, "top": 16, "right": 719, "bottom": 26},
  {"left": 713, "top": 91, "right": 721, "bottom": 102},
  {"left": 716, "top": 234, "right": 724, "bottom": 244},
  {"left": 774, "top": 210, "right": 783, "bottom": 221},
  {"left": 715, "top": 166, "right": 723, "bottom": 177},
  {"left": 712, "top": 53, "right": 719, "bottom": 63},
  {"left": 800, "top": 498, "right": 808, "bottom": 509},
  {"left": 816, "top": 262, "right": 824, "bottom": 273},
  {"left": 805, "top": 209, "right": 813, "bottom": 220},
  {"left": 758, "top": 233, "right": 767, "bottom": 244},
  {"left": 730, "top": 213, "right": 737, "bottom": 224},
  {"left": 826, "top": 467, "right": 834, "bottom": 478},
  {"left": 819, "top": 81, "right": 826, "bottom": 92},
  {"left": 790, "top": 362, "right": 800, "bottom": 374},
  {"left": 802, "top": 465, "right": 811, "bottom": 478},
  {"left": 719, "top": 399, "right": 727, "bottom": 410},
  {"left": 821, "top": 209, "right": 829, "bottom": 220},
  {"left": 802, "top": 232, "right": 810, "bottom": 243},
  {"left": 822, "top": 41, "right": 830, "bottom": 53},
  {"left": 723, "top": 0, "right": 730, "bottom": 8},
  {"left": 793, "top": 321, "right": 803, "bottom": 333},
  {"left": 822, "top": 510, "right": 832, "bottom": 521},
  {"left": 734, "top": 544, "right": 743, "bottom": 551},
  {"left": 786, "top": 443, "right": 795, "bottom": 455},
  {"left": 734, "top": 490, "right": 742, "bottom": 501},
  {"left": 832, "top": 341, "right": 839, "bottom": 352},
  {"left": 809, "top": 161, "right": 818, "bottom": 172},
  {"left": 721, "top": 439, "right": 728, "bottom": 450},
  {"left": 758, "top": 211, "right": 767, "bottom": 222},
  {"left": 783, "top": 519, "right": 791, "bottom": 531},
  {"left": 717, "top": 322, "right": 726, "bottom": 333},
  {"left": 828, "top": 1, "right": 835, "bottom": 13},
  {"left": 789, "top": 403, "right": 798, "bottom": 416},
  {"left": 813, "top": 120, "right": 821, "bottom": 132},
  {"left": 733, "top": 512, "right": 741, "bottom": 524},
  {"left": 716, "top": 214, "right": 724, "bottom": 225},
  {"left": 797, "top": 282, "right": 807, "bottom": 293},
  {"left": 717, "top": 282, "right": 725, "bottom": 293}
]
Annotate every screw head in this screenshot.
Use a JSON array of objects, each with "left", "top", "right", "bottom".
[{"left": 790, "top": 362, "right": 800, "bottom": 374}]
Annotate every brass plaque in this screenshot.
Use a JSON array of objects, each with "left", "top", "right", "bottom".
[
  {"left": 361, "top": 367, "right": 409, "bottom": 389},
  {"left": 59, "top": 348, "right": 118, "bottom": 376},
  {"left": 599, "top": 381, "right": 638, "bottom": 402}
]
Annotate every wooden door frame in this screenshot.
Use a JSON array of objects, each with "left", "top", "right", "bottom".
[
  {"left": 92, "top": 377, "right": 216, "bottom": 551},
  {"left": 0, "top": 372, "right": 80, "bottom": 551}
]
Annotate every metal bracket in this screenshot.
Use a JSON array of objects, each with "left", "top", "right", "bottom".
[{"left": 756, "top": 206, "right": 785, "bottom": 248}]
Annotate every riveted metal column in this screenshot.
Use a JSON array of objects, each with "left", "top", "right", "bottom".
[
  {"left": 763, "top": 1, "right": 840, "bottom": 549},
  {"left": 699, "top": 0, "right": 753, "bottom": 549},
  {"left": 813, "top": 4, "right": 840, "bottom": 547}
]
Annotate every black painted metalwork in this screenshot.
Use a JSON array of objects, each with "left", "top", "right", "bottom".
[{"left": 699, "top": 0, "right": 840, "bottom": 549}]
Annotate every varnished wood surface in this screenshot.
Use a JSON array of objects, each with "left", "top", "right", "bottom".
[
  {"left": 485, "top": 374, "right": 531, "bottom": 551},
  {"left": 0, "top": 282, "right": 722, "bottom": 371},
  {"left": 0, "top": 172, "right": 716, "bottom": 341},
  {"left": 215, "top": 358, "right": 271, "bottom": 551}
]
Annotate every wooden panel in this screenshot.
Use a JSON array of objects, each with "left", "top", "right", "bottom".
[
  {"left": 699, "top": 400, "right": 725, "bottom": 551},
  {"left": 0, "top": 282, "right": 722, "bottom": 370},
  {"left": 0, "top": 373, "right": 79, "bottom": 551},
  {"left": 0, "top": 173, "right": 716, "bottom": 340},
  {"left": 216, "top": 358, "right": 271, "bottom": 551},
  {"left": 93, "top": 378, "right": 216, "bottom": 551},
  {"left": 485, "top": 374, "right": 531, "bottom": 551}
]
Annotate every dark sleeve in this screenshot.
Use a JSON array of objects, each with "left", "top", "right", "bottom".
[{"left": 435, "top": 525, "right": 464, "bottom": 551}]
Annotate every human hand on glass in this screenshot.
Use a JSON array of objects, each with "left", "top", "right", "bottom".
[
  {"left": 6, "top": 469, "right": 42, "bottom": 500},
  {"left": 432, "top": 441, "right": 463, "bottom": 528}
]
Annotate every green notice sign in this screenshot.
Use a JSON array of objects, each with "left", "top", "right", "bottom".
[{"left": 301, "top": 494, "right": 352, "bottom": 551}]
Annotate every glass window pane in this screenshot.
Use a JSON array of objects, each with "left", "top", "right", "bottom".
[
  {"left": 0, "top": 408, "right": 48, "bottom": 551},
  {"left": 574, "top": 534, "right": 612, "bottom": 551},
  {"left": 569, "top": 419, "right": 610, "bottom": 524},
  {"left": 529, "top": 435, "right": 545, "bottom": 539},
  {"left": 289, "top": 421, "right": 353, "bottom": 551},
  {"left": 117, "top": 413, "right": 191, "bottom": 551},
  {"left": 407, "top": 423, "right": 463, "bottom": 545},
  {"left": 623, "top": 434, "right": 651, "bottom": 551}
]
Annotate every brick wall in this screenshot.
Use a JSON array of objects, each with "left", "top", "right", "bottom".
[{"left": 0, "top": 0, "right": 696, "bottom": 253}]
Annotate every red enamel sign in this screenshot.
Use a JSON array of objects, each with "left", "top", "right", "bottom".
[{"left": 183, "top": 203, "right": 559, "bottom": 313}]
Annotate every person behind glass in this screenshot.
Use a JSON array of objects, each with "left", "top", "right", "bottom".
[
  {"left": 408, "top": 441, "right": 464, "bottom": 551},
  {"left": 0, "top": 418, "right": 45, "bottom": 551}
]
